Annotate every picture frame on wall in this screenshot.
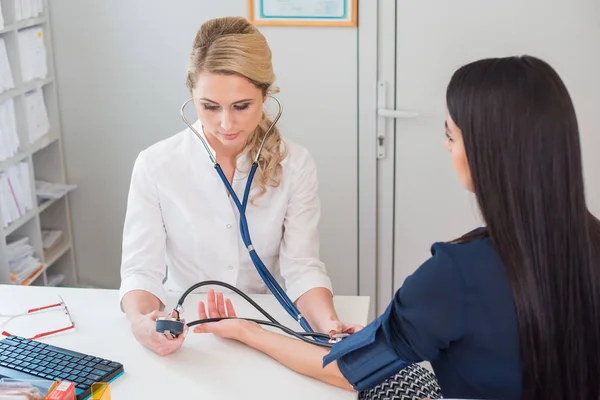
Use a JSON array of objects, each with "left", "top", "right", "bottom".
[{"left": 248, "top": 0, "right": 357, "bottom": 27}]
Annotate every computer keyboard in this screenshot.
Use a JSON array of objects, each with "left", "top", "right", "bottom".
[{"left": 0, "top": 335, "right": 124, "bottom": 399}]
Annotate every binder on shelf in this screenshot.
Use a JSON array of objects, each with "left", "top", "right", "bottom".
[
  {"left": 0, "top": 38, "right": 15, "bottom": 93},
  {"left": 18, "top": 25, "right": 48, "bottom": 83},
  {"left": 14, "top": 0, "right": 44, "bottom": 22},
  {"left": 0, "top": 98, "right": 19, "bottom": 162},
  {"left": 24, "top": 87, "right": 50, "bottom": 143},
  {"left": 0, "top": 161, "right": 33, "bottom": 228}
]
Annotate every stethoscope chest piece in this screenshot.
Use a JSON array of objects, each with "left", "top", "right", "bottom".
[{"left": 156, "top": 317, "right": 185, "bottom": 338}]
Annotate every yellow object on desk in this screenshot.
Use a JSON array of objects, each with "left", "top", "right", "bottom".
[{"left": 91, "top": 383, "right": 110, "bottom": 400}]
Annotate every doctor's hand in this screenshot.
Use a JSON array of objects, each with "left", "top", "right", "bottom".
[
  {"left": 192, "top": 289, "right": 260, "bottom": 341},
  {"left": 318, "top": 318, "right": 364, "bottom": 338},
  {"left": 131, "top": 310, "right": 188, "bottom": 356}
]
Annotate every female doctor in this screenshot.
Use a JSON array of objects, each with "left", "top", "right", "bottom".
[{"left": 118, "top": 16, "right": 362, "bottom": 356}]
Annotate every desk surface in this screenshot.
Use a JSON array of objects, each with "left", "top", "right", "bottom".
[{"left": 0, "top": 285, "right": 370, "bottom": 399}]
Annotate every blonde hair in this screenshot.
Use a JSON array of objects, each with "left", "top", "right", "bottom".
[{"left": 186, "top": 16, "right": 287, "bottom": 203}]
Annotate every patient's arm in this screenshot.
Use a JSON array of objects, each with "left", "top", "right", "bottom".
[
  {"left": 193, "top": 289, "right": 354, "bottom": 391},
  {"left": 242, "top": 323, "right": 354, "bottom": 391}
]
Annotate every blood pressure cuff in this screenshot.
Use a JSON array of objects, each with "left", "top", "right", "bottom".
[{"left": 322, "top": 309, "right": 410, "bottom": 392}]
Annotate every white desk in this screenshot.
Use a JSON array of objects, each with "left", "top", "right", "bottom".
[{"left": 0, "top": 285, "right": 370, "bottom": 399}]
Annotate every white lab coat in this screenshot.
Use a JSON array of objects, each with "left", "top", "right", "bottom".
[{"left": 118, "top": 120, "right": 333, "bottom": 308}]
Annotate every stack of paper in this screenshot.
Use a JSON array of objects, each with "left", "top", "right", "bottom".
[
  {"left": 0, "top": 162, "right": 34, "bottom": 228},
  {"left": 0, "top": 98, "right": 19, "bottom": 162},
  {"left": 0, "top": 38, "right": 15, "bottom": 93},
  {"left": 14, "top": 0, "right": 44, "bottom": 22},
  {"left": 35, "top": 180, "right": 76, "bottom": 204},
  {"left": 47, "top": 273, "right": 65, "bottom": 287},
  {"left": 42, "top": 228, "right": 63, "bottom": 253},
  {"left": 7, "top": 236, "right": 44, "bottom": 285},
  {"left": 24, "top": 88, "right": 49, "bottom": 143},
  {"left": 18, "top": 26, "right": 48, "bottom": 83}
]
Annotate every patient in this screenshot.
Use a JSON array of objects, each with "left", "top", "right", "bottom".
[{"left": 192, "top": 55, "right": 600, "bottom": 400}]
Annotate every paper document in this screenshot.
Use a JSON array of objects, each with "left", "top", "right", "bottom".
[
  {"left": 0, "top": 98, "right": 20, "bottom": 162},
  {"left": 14, "top": 0, "right": 43, "bottom": 21},
  {"left": 0, "top": 38, "right": 15, "bottom": 93},
  {"left": 35, "top": 180, "right": 76, "bottom": 201},
  {"left": 17, "top": 26, "right": 48, "bottom": 83},
  {"left": 0, "top": 162, "right": 34, "bottom": 228},
  {"left": 262, "top": 0, "right": 345, "bottom": 17},
  {"left": 24, "top": 88, "right": 50, "bottom": 143},
  {"left": 41, "top": 229, "right": 63, "bottom": 250},
  {"left": 6, "top": 237, "right": 43, "bottom": 285}
]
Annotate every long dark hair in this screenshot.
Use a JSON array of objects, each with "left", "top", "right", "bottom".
[{"left": 446, "top": 55, "right": 600, "bottom": 399}]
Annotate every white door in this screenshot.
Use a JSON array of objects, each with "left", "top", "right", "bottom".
[{"left": 359, "top": 0, "right": 600, "bottom": 316}]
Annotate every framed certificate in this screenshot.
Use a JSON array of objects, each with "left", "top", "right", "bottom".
[{"left": 248, "top": 0, "right": 357, "bottom": 27}]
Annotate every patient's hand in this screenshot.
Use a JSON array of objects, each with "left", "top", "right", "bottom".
[{"left": 193, "top": 289, "right": 260, "bottom": 341}]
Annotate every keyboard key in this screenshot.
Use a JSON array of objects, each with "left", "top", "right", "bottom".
[{"left": 94, "top": 364, "right": 111, "bottom": 372}]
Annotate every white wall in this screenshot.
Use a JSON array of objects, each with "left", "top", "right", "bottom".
[{"left": 47, "top": 1, "right": 358, "bottom": 294}]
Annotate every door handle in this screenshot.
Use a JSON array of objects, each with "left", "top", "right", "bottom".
[
  {"left": 377, "top": 108, "right": 419, "bottom": 119},
  {"left": 376, "top": 81, "right": 419, "bottom": 159}
]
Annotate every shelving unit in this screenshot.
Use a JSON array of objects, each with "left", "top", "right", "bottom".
[{"left": 0, "top": 0, "right": 77, "bottom": 287}]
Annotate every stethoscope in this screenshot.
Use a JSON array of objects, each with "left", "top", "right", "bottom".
[{"left": 155, "top": 96, "right": 338, "bottom": 347}]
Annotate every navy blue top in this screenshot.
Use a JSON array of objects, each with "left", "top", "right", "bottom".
[{"left": 323, "top": 231, "right": 522, "bottom": 399}]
